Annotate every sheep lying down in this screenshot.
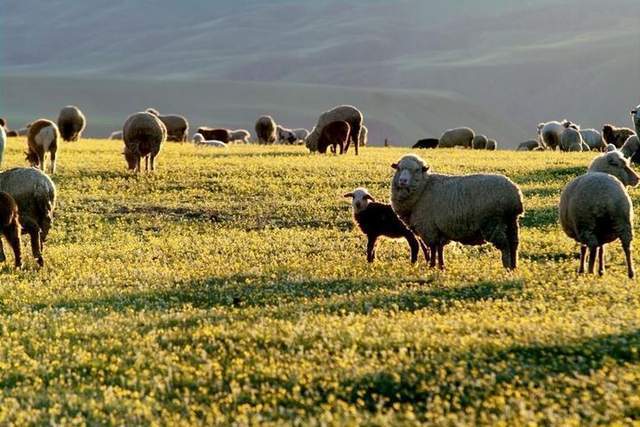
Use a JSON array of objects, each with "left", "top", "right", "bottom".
[{"left": 192, "top": 133, "right": 227, "bottom": 148}]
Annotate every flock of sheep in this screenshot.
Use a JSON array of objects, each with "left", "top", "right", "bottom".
[{"left": 0, "top": 102, "right": 640, "bottom": 278}]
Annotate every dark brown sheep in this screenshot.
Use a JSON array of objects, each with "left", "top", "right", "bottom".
[
  {"left": 603, "top": 124, "right": 635, "bottom": 148},
  {"left": 0, "top": 192, "right": 22, "bottom": 268},
  {"left": 412, "top": 138, "right": 439, "bottom": 149},
  {"left": 123, "top": 112, "right": 166, "bottom": 173},
  {"left": 197, "top": 127, "right": 230, "bottom": 143},
  {"left": 255, "top": 116, "right": 277, "bottom": 144},
  {"left": 318, "top": 121, "right": 350, "bottom": 154}
]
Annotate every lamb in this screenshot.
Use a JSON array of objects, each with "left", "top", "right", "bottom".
[
  {"left": 57, "top": 105, "right": 86, "bottom": 142},
  {"left": 122, "top": 111, "right": 166, "bottom": 173},
  {"left": 486, "top": 139, "right": 497, "bottom": 150},
  {"left": 0, "top": 126, "right": 5, "bottom": 168},
  {"left": 390, "top": 154, "right": 524, "bottom": 270},
  {"left": 602, "top": 124, "right": 635, "bottom": 148},
  {"left": 438, "top": 127, "right": 474, "bottom": 148},
  {"left": 305, "top": 105, "right": 363, "bottom": 155},
  {"left": 229, "top": 129, "right": 251, "bottom": 144},
  {"left": 197, "top": 127, "right": 230, "bottom": 143},
  {"left": 344, "top": 188, "right": 429, "bottom": 264},
  {"left": 412, "top": 138, "right": 439, "bottom": 149},
  {"left": 0, "top": 167, "right": 56, "bottom": 267},
  {"left": 538, "top": 120, "right": 578, "bottom": 150},
  {"left": 317, "top": 121, "right": 350, "bottom": 154},
  {"left": 192, "top": 133, "right": 228, "bottom": 148},
  {"left": 516, "top": 139, "right": 544, "bottom": 151},
  {"left": 559, "top": 150, "right": 639, "bottom": 278},
  {"left": 146, "top": 108, "right": 189, "bottom": 142},
  {"left": 560, "top": 127, "right": 585, "bottom": 152},
  {"left": 471, "top": 134, "right": 488, "bottom": 149},
  {"left": 255, "top": 116, "right": 277, "bottom": 145},
  {"left": 109, "top": 130, "right": 123, "bottom": 140},
  {"left": 580, "top": 129, "right": 606, "bottom": 151},
  {"left": 358, "top": 125, "right": 368, "bottom": 147},
  {"left": 26, "top": 119, "right": 59, "bottom": 174},
  {"left": 0, "top": 192, "right": 22, "bottom": 268}
]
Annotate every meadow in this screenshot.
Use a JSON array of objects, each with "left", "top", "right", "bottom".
[{"left": 0, "top": 138, "right": 639, "bottom": 425}]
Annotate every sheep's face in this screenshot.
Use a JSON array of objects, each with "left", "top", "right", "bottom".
[
  {"left": 391, "top": 155, "right": 429, "bottom": 198},
  {"left": 597, "top": 152, "right": 640, "bottom": 187},
  {"left": 123, "top": 147, "right": 138, "bottom": 170},
  {"left": 344, "top": 188, "right": 374, "bottom": 214},
  {"left": 25, "top": 151, "right": 40, "bottom": 167}
]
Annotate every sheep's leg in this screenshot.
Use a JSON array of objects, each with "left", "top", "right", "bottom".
[
  {"left": 338, "top": 142, "right": 344, "bottom": 155},
  {"left": 429, "top": 244, "right": 438, "bottom": 268},
  {"left": 49, "top": 150, "right": 56, "bottom": 174},
  {"left": 29, "top": 228, "right": 43, "bottom": 267},
  {"left": 351, "top": 121, "right": 361, "bottom": 156},
  {"left": 507, "top": 218, "right": 519, "bottom": 270},
  {"left": 622, "top": 239, "right": 635, "bottom": 279},
  {"left": 578, "top": 245, "right": 587, "bottom": 274},
  {"left": 0, "top": 234, "right": 6, "bottom": 263},
  {"left": 404, "top": 231, "right": 420, "bottom": 264},
  {"left": 587, "top": 246, "right": 597, "bottom": 274},
  {"left": 419, "top": 239, "right": 430, "bottom": 265},
  {"left": 4, "top": 224, "right": 22, "bottom": 268},
  {"left": 366, "top": 235, "right": 377, "bottom": 263},
  {"left": 145, "top": 155, "right": 149, "bottom": 172},
  {"left": 437, "top": 245, "right": 445, "bottom": 270},
  {"left": 149, "top": 155, "right": 156, "bottom": 172},
  {"left": 597, "top": 245, "right": 605, "bottom": 276}
]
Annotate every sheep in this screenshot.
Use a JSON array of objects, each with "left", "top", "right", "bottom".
[
  {"left": 559, "top": 150, "right": 639, "bottom": 278},
  {"left": 229, "top": 129, "right": 251, "bottom": 144},
  {"left": 602, "top": 124, "right": 635, "bottom": 148},
  {"left": 632, "top": 105, "right": 640, "bottom": 135},
  {"left": 109, "top": 130, "right": 123, "bottom": 140},
  {"left": 580, "top": 129, "right": 606, "bottom": 151},
  {"left": 0, "top": 126, "right": 5, "bottom": 168},
  {"left": 605, "top": 144, "right": 618, "bottom": 152},
  {"left": 6, "top": 130, "right": 18, "bottom": 137},
  {"left": 471, "top": 134, "right": 488, "bottom": 149},
  {"left": 0, "top": 167, "right": 56, "bottom": 267},
  {"left": 123, "top": 112, "right": 166, "bottom": 173},
  {"left": 620, "top": 135, "right": 640, "bottom": 159},
  {"left": 0, "top": 192, "right": 22, "bottom": 268},
  {"left": 26, "top": 119, "right": 59, "bottom": 174},
  {"left": 438, "top": 127, "right": 474, "bottom": 148},
  {"left": 317, "top": 121, "right": 350, "bottom": 154},
  {"left": 16, "top": 127, "right": 28, "bottom": 136},
  {"left": 516, "top": 139, "right": 543, "bottom": 151},
  {"left": 390, "top": 154, "right": 524, "bottom": 270},
  {"left": 344, "top": 188, "right": 429, "bottom": 264},
  {"left": 486, "top": 139, "right": 498, "bottom": 150},
  {"left": 197, "top": 127, "right": 230, "bottom": 143},
  {"left": 412, "top": 138, "right": 439, "bottom": 149},
  {"left": 538, "top": 120, "right": 578, "bottom": 150},
  {"left": 192, "top": 133, "right": 228, "bottom": 148},
  {"left": 305, "top": 105, "right": 363, "bottom": 155},
  {"left": 255, "top": 116, "right": 277, "bottom": 145},
  {"left": 146, "top": 108, "right": 189, "bottom": 142},
  {"left": 560, "top": 127, "right": 585, "bottom": 152},
  {"left": 57, "top": 105, "right": 86, "bottom": 142},
  {"left": 358, "top": 125, "right": 368, "bottom": 147},
  {"left": 276, "top": 125, "right": 299, "bottom": 144}
]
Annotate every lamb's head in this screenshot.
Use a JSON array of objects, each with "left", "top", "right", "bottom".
[
  {"left": 589, "top": 150, "right": 640, "bottom": 187},
  {"left": 391, "top": 154, "right": 430, "bottom": 198},
  {"left": 343, "top": 187, "right": 375, "bottom": 214},
  {"left": 193, "top": 133, "right": 205, "bottom": 144}
]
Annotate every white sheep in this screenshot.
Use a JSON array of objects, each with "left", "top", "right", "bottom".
[
  {"left": 620, "top": 136, "right": 640, "bottom": 159},
  {"left": 538, "top": 120, "right": 578, "bottom": 150},
  {"left": 560, "top": 127, "right": 585, "bottom": 152},
  {"left": 229, "top": 129, "right": 251, "bottom": 144},
  {"left": 390, "top": 154, "right": 524, "bottom": 270},
  {"left": 192, "top": 133, "right": 228, "bottom": 148},
  {"left": 516, "top": 139, "right": 543, "bottom": 151},
  {"left": 358, "top": 125, "right": 368, "bottom": 147},
  {"left": 559, "top": 150, "right": 639, "bottom": 277},
  {"left": 579, "top": 129, "right": 606, "bottom": 151},
  {"left": 438, "top": 127, "right": 474, "bottom": 148}
]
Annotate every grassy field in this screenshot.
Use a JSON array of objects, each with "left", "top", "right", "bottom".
[{"left": 0, "top": 138, "right": 639, "bottom": 424}]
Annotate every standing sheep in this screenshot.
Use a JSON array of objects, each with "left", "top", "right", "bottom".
[
  {"left": 632, "top": 105, "right": 640, "bottom": 135},
  {"left": 413, "top": 138, "right": 439, "bottom": 149},
  {"left": 344, "top": 188, "right": 429, "bottom": 264},
  {"left": 197, "top": 127, "right": 230, "bottom": 143},
  {"left": 390, "top": 154, "right": 524, "bottom": 270},
  {"left": 559, "top": 150, "right": 639, "bottom": 277},
  {"left": 123, "top": 112, "right": 166, "bottom": 173},
  {"left": 560, "top": 127, "right": 585, "bottom": 152},
  {"left": 26, "top": 119, "right": 59, "bottom": 174},
  {"left": 602, "top": 124, "right": 635, "bottom": 148},
  {"left": 229, "top": 129, "right": 251, "bottom": 144},
  {"left": 276, "top": 125, "right": 298, "bottom": 144},
  {"left": 0, "top": 167, "right": 56, "bottom": 267},
  {"left": 57, "top": 105, "right": 86, "bottom": 142},
  {"left": 580, "top": 129, "right": 606, "bottom": 151},
  {"left": 538, "top": 120, "right": 578, "bottom": 150},
  {"left": 358, "top": 125, "right": 368, "bottom": 147},
  {"left": 146, "top": 108, "right": 189, "bottom": 142},
  {"left": 305, "top": 105, "right": 363, "bottom": 155},
  {"left": 255, "top": 116, "right": 277, "bottom": 145},
  {"left": 471, "top": 134, "right": 488, "bottom": 149},
  {"left": 0, "top": 126, "right": 5, "bottom": 168},
  {"left": 486, "top": 139, "right": 497, "bottom": 150},
  {"left": 317, "top": 121, "right": 350, "bottom": 154},
  {"left": 438, "top": 127, "right": 474, "bottom": 148},
  {"left": 0, "top": 192, "right": 22, "bottom": 268}
]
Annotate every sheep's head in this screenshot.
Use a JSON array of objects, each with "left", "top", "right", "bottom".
[
  {"left": 632, "top": 105, "right": 640, "bottom": 130},
  {"left": 602, "top": 124, "right": 615, "bottom": 142},
  {"left": 193, "top": 133, "right": 205, "bottom": 144},
  {"left": 391, "top": 154, "right": 430, "bottom": 198},
  {"left": 123, "top": 145, "right": 139, "bottom": 170},
  {"left": 24, "top": 151, "right": 40, "bottom": 167},
  {"left": 536, "top": 123, "right": 544, "bottom": 135},
  {"left": 343, "top": 188, "right": 375, "bottom": 214},
  {"left": 605, "top": 144, "right": 617, "bottom": 152},
  {"left": 0, "top": 118, "right": 6, "bottom": 128},
  {"left": 589, "top": 150, "right": 640, "bottom": 187}
]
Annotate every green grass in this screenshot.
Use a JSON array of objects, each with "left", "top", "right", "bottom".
[{"left": 0, "top": 138, "right": 639, "bottom": 425}]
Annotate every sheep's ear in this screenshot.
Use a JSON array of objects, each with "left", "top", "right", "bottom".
[
  {"left": 422, "top": 166, "right": 429, "bottom": 172},
  {"left": 343, "top": 192, "right": 354, "bottom": 198},
  {"left": 391, "top": 163, "right": 398, "bottom": 169},
  {"left": 365, "top": 194, "right": 375, "bottom": 202}
]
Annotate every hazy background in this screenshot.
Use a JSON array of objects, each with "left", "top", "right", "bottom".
[{"left": 1, "top": 0, "right": 639, "bottom": 147}]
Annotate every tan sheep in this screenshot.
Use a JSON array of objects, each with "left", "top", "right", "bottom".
[
  {"left": 146, "top": 108, "right": 189, "bottom": 142},
  {"left": 26, "top": 119, "right": 59, "bottom": 174},
  {"left": 305, "top": 105, "right": 363, "bottom": 155},
  {"left": 438, "top": 127, "right": 474, "bottom": 148}
]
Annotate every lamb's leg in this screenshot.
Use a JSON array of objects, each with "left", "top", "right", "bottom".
[
  {"left": 622, "top": 238, "right": 635, "bottom": 279},
  {"left": 587, "top": 246, "right": 597, "bottom": 274},
  {"left": 366, "top": 235, "right": 377, "bottom": 263},
  {"left": 350, "top": 121, "right": 361, "bottom": 156},
  {"left": 437, "top": 245, "right": 445, "bottom": 270},
  {"left": 429, "top": 244, "right": 438, "bottom": 268},
  {"left": 597, "top": 245, "right": 605, "bottom": 276},
  {"left": 578, "top": 245, "right": 587, "bottom": 274},
  {"left": 5, "top": 223, "right": 22, "bottom": 268},
  {"left": 29, "top": 228, "right": 43, "bottom": 267},
  {"left": 338, "top": 142, "right": 344, "bottom": 155},
  {"left": 150, "top": 155, "right": 156, "bottom": 172},
  {"left": 404, "top": 231, "right": 420, "bottom": 264}
]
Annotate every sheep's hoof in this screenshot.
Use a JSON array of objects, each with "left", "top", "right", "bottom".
[
  {"left": 36, "top": 257, "right": 44, "bottom": 267},
  {"left": 14, "top": 262, "right": 22, "bottom": 269}
]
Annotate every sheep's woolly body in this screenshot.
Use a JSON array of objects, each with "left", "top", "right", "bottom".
[
  {"left": 109, "top": 131, "right": 123, "bottom": 140},
  {"left": 229, "top": 129, "right": 251, "bottom": 143},
  {"left": 27, "top": 119, "right": 59, "bottom": 174},
  {"left": 0, "top": 126, "right": 5, "bottom": 168},
  {"left": 359, "top": 125, "right": 368, "bottom": 147},
  {"left": 580, "top": 129, "right": 605, "bottom": 151},
  {"left": 486, "top": 139, "right": 497, "bottom": 150},
  {"left": 603, "top": 124, "right": 635, "bottom": 148},
  {"left": 197, "top": 128, "right": 230, "bottom": 143},
  {"left": 560, "top": 128, "right": 584, "bottom": 152},
  {"left": 123, "top": 112, "right": 166, "bottom": 172},
  {"left": 57, "top": 105, "right": 86, "bottom": 142},
  {"left": 540, "top": 120, "right": 576, "bottom": 150},
  {"left": 305, "top": 105, "right": 363, "bottom": 154},
  {"left": 588, "top": 150, "right": 640, "bottom": 186},
  {"left": 146, "top": 109, "right": 188, "bottom": 142},
  {"left": 516, "top": 140, "right": 542, "bottom": 151},
  {"left": 413, "top": 138, "right": 439, "bottom": 149},
  {"left": 255, "top": 116, "right": 277, "bottom": 144},
  {"left": 438, "top": 127, "right": 474, "bottom": 148},
  {"left": 471, "top": 134, "right": 488, "bottom": 149},
  {"left": 621, "top": 136, "right": 640, "bottom": 159}
]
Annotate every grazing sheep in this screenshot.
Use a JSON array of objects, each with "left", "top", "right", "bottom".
[
  {"left": 358, "top": 125, "right": 368, "bottom": 147},
  {"left": 276, "top": 125, "right": 299, "bottom": 144},
  {"left": 0, "top": 192, "right": 22, "bottom": 268},
  {"left": 197, "top": 127, "right": 230, "bottom": 143},
  {"left": 146, "top": 108, "right": 189, "bottom": 142},
  {"left": 438, "top": 127, "right": 474, "bottom": 148},
  {"left": 516, "top": 139, "right": 543, "bottom": 151},
  {"left": 390, "top": 154, "right": 523, "bottom": 270},
  {"left": 305, "top": 105, "right": 363, "bottom": 155},
  {"left": 192, "top": 133, "right": 228, "bottom": 148},
  {"left": 317, "top": 121, "right": 350, "bottom": 154},
  {"left": 559, "top": 150, "right": 639, "bottom": 278},
  {"left": 109, "top": 130, "right": 123, "bottom": 140},
  {"left": 538, "top": 120, "right": 578, "bottom": 150},
  {"left": 560, "top": 127, "right": 585, "bottom": 152},
  {"left": 26, "top": 119, "right": 59, "bottom": 174},
  {"left": 344, "top": 188, "right": 429, "bottom": 264},
  {"left": 0, "top": 167, "right": 55, "bottom": 267},
  {"left": 413, "top": 138, "right": 439, "bottom": 149},
  {"left": 255, "top": 116, "right": 277, "bottom": 145},
  {"left": 229, "top": 129, "right": 251, "bottom": 144},
  {"left": 580, "top": 129, "right": 606, "bottom": 151},
  {"left": 620, "top": 135, "right": 640, "bottom": 159},
  {"left": 123, "top": 112, "right": 166, "bottom": 173},
  {"left": 602, "top": 124, "right": 635, "bottom": 148},
  {"left": 486, "top": 139, "right": 497, "bottom": 150},
  {"left": 0, "top": 126, "right": 5, "bottom": 168},
  {"left": 57, "top": 105, "right": 86, "bottom": 142},
  {"left": 471, "top": 134, "right": 488, "bottom": 149}
]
